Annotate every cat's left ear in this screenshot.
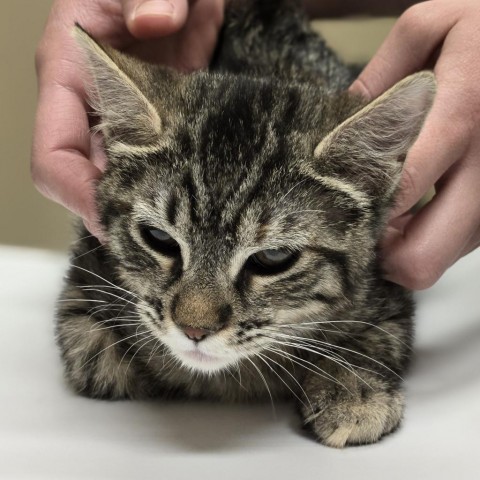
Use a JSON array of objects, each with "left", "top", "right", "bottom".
[
  {"left": 73, "top": 25, "right": 164, "bottom": 148},
  {"left": 313, "top": 72, "right": 436, "bottom": 200}
]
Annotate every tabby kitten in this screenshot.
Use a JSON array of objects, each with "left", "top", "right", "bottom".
[{"left": 56, "top": 0, "right": 435, "bottom": 448}]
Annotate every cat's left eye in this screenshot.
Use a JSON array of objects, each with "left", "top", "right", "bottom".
[
  {"left": 140, "top": 226, "right": 181, "bottom": 257},
  {"left": 246, "top": 248, "right": 298, "bottom": 275}
]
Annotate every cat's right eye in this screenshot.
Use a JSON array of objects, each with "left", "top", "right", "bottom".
[{"left": 140, "top": 226, "right": 181, "bottom": 257}]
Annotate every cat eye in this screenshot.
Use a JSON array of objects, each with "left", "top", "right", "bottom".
[
  {"left": 246, "top": 248, "right": 298, "bottom": 275},
  {"left": 140, "top": 226, "right": 181, "bottom": 257}
]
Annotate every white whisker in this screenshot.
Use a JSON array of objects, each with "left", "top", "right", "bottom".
[
  {"left": 72, "top": 243, "right": 105, "bottom": 261},
  {"left": 265, "top": 345, "right": 351, "bottom": 392},
  {"left": 245, "top": 357, "right": 276, "bottom": 416},
  {"left": 124, "top": 335, "right": 158, "bottom": 380},
  {"left": 277, "top": 320, "right": 411, "bottom": 349},
  {"left": 257, "top": 352, "right": 312, "bottom": 410},
  {"left": 70, "top": 265, "right": 141, "bottom": 300},
  {"left": 77, "top": 330, "right": 149, "bottom": 373}
]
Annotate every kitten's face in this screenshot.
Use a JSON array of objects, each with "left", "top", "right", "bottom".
[
  {"left": 99, "top": 110, "right": 366, "bottom": 372},
  {"left": 76, "top": 28, "right": 435, "bottom": 373}
]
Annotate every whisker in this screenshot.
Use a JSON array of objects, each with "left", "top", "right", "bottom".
[
  {"left": 71, "top": 243, "right": 105, "bottom": 261},
  {"left": 263, "top": 330, "right": 381, "bottom": 376},
  {"left": 77, "top": 330, "right": 149, "bottom": 373},
  {"left": 276, "top": 320, "right": 411, "bottom": 350},
  {"left": 256, "top": 352, "right": 312, "bottom": 410},
  {"left": 84, "top": 303, "right": 135, "bottom": 324},
  {"left": 267, "top": 334, "right": 398, "bottom": 382},
  {"left": 146, "top": 340, "right": 164, "bottom": 367},
  {"left": 224, "top": 364, "right": 247, "bottom": 391},
  {"left": 58, "top": 298, "right": 107, "bottom": 304},
  {"left": 270, "top": 343, "right": 383, "bottom": 388},
  {"left": 93, "top": 315, "right": 139, "bottom": 325},
  {"left": 70, "top": 265, "right": 141, "bottom": 300},
  {"left": 70, "top": 233, "right": 97, "bottom": 245},
  {"left": 124, "top": 335, "right": 158, "bottom": 380},
  {"left": 301, "top": 337, "right": 402, "bottom": 381},
  {"left": 244, "top": 357, "right": 276, "bottom": 416},
  {"left": 81, "top": 288, "right": 137, "bottom": 306},
  {"left": 264, "top": 333, "right": 357, "bottom": 371},
  {"left": 265, "top": 336, "right": 377, "bottom": 390},
  {"left": 264, "top": 345, "right": 352, "bottom": 393},
  {"left": 263, "top": 324, "right": 361, "bottom": 342},
  {"left": 86, "top": 302, "right": 134, "bottom": 315},
  {"left": 90, "top": 322, "right": 143, "bottom": 333}
]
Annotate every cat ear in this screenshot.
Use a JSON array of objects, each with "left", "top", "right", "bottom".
[
  {"left": 314, "top": 72, "right": 436, "bottom": 199},
  {"left": 73, "top": 25, "right": 162, "bottom": 147}
]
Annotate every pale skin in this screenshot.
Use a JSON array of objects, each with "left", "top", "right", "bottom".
[{"left": 32, "top": 0, "right": 480, "bottom": 290}]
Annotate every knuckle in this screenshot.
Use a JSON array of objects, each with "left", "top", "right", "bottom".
[
  {"left": 34, "top": 44, "right": 46, "bottom": 73},
  {"left": 396, "top": 249, "right": 442, "bottom": 290},
  {"left": 30, "top": 161, "right": 47, "bottom": 195},
  {"left": 30, "top": 159, "right": 41, "bottom": 186}
]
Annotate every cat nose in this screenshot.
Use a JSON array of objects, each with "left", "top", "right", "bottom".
[{"left": 183, "top": 326, "right": 211, "bottom": 342}]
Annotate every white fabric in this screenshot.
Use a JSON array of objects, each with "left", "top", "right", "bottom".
[{"left": 1, "top": 245, "right": 479, "bottom": 480}]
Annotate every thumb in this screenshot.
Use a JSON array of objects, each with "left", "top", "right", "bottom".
[{"left": 122, "top": 0, "right": 188, "bottom": 39}]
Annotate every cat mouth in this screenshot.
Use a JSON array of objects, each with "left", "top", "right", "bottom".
[
  {"left": 178, "top": 347, "right": 234, "bottom": 372},
  {"left": 183, "top": 349, "right": 220, "bottom": 363}
]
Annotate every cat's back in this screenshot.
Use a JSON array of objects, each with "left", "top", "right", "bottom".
[{"left": 211, "top": 0, "right": 355, "bottom": 90}]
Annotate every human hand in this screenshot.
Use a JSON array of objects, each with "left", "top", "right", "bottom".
[
  {"left": 350, "top": 0, "right": 480, "bottom": 290},
  {"left": 32, "top": 0, "right": 224, "bottom": 241}
]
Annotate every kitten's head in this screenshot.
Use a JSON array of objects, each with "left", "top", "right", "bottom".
[{"left": 76, "top": 28, "right": 435, "bottom": 373}]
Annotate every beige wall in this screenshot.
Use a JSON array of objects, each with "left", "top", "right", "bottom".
[
  {"left": 0, "top": 2, "right": 395, "bottom": 252},
  {"left": 0, "top": 0, "right": 72, "bottom": 251}
]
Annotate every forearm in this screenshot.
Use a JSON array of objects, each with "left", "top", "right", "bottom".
[{"left": 303, "top": 0, "right": 421, "bottom": 17}]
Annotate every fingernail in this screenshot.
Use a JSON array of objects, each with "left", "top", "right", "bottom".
[{"left": 134, "top": 0, "right": 174, "bottom": 19}]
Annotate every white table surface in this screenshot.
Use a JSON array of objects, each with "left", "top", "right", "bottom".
[{"left": 1, "top": 245, "right": 479, "bottom": 480}]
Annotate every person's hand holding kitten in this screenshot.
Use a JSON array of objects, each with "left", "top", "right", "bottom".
[
  {"left": 32, "top": 0, "right": 224, "bottom": 241},
  {"left": 349, "top": 0, "right": 480, "bottom": 290}
]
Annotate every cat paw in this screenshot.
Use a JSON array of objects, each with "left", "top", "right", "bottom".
[{"left": 301, "top": 377, "right": 405, "bottom": 448}]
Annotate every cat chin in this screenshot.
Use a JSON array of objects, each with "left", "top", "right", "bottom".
[
  {"left": 176, "top": 348, "right": 236, "bottom": 374},
  {"left": 160, "top": 325, "right": 239, "bottom": 373}
]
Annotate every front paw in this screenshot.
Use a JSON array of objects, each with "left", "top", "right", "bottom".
[{"left": 301, "top": 372, "right": 405, "bottom": 448}]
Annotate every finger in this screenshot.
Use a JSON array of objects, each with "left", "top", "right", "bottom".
[
  {"left": 122, "top": 0, "right": 189, "bottom": 39},
  {"left": 169, "top": 0, "right": 224, "bottom": 71},
  {"left": 32, "top": 81, "right": 104, "bottom": 235},
  {"left": 390, "top": 212, "right": 414, "bottom": 231},
  {"left": 382, "top": 154, "right": 480, "bottom": 290},
  {"left": 390, "top": 84, "right": 470, "bottom": 219},
  {"left": 349, "top": 2, "right": 460, "bottom": 99},
  {"left": 124, "top": 0, "right": 224, "bottom": 70},
  {"left": 388, "top": 18, "right": 480, "bottom": 219}
]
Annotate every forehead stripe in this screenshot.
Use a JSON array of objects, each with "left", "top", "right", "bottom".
[{"left": 182, "top": 171, "right": 199, "bottom": 223}]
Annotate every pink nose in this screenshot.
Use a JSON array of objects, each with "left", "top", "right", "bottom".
[{"left": 183, "top": 327, "right": 210, "bottom": 342}]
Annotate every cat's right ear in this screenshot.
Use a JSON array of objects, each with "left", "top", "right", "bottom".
[
  {"left": 312, "top": 72, "right": 436, "bottom": 201},
  {"left": 73, "top": 25, "right": 162, "bottom": 149}
]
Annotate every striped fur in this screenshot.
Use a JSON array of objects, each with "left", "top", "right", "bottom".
[{"left": 56, "top": 0, "right": 435, "bottom": 448}]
